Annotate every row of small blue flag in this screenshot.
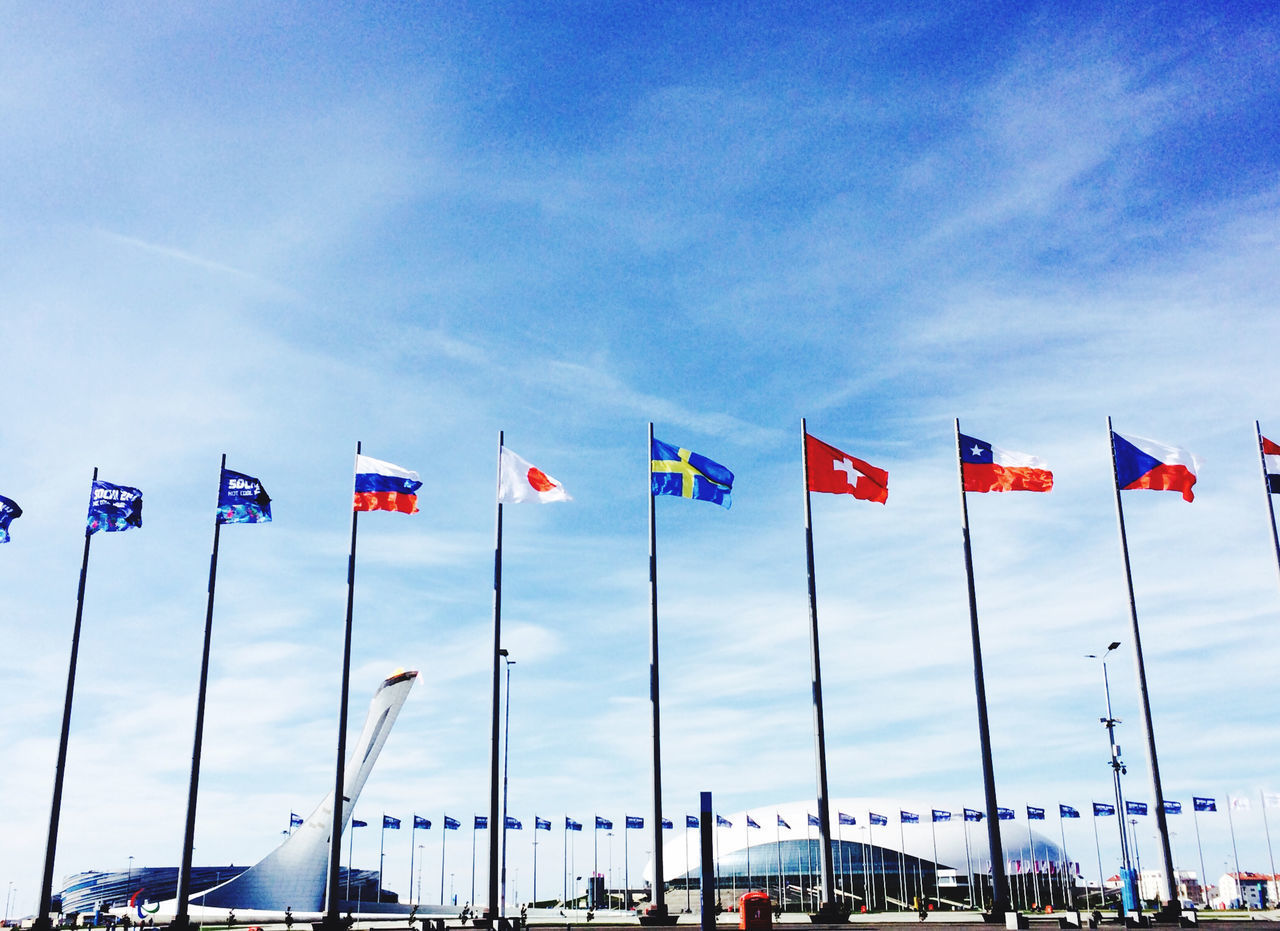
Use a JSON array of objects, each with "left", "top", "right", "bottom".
[{"left": 5, "top": 426, "right": 1276, "bottom": 542}]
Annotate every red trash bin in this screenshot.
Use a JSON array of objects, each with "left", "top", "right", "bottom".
[{"left": 739, "top": 891, "right": 772, "bottom": 931}]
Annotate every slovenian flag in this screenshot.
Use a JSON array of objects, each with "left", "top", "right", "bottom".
[
  {"left": 354, "top": 455, "right": 422, "bottom": 513},
  {"left": 1112, "top": 432, "right": 1198, "bottom": 502},
  {"left": 959, "top": 434, "right": 1053, "bottom": 493},
  {"left": 1262, "top": 435, "right": 1280, "bottom": 494}
]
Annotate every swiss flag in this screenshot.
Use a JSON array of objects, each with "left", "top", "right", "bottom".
[{"left": 805, "top": 433, "right": 888, "bottom": 503}]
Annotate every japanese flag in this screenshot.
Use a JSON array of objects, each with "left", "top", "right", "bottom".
[{"left": 498, "top": 447, "right": 571, "bottom": 503}]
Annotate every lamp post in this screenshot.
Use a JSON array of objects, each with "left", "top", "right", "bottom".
[
  {"left": 1087, "top": 642, "right": 1135, "bottom": 915},
  {"left": 499, "top": 649, "right": 515, "bottom": 917}
]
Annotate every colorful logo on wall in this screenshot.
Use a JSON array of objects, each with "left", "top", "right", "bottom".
[{"left": 129, "top": 889, "right": 159, "bottom": 920}]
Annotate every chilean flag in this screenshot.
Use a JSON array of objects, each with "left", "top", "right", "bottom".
[
  {"left": 1112, "top": 432, "right": 1198, "bottom": 502},
  {"left": 1262, "top": 435, "right": 1280, "bottom": 494},
  {"left": 354, "top": 454, "right": 422, "bottom": 513},
  {"left": 959, "top": 434, "right": 1053, "bottom": 493},
  {"left": 805, "top": 432, "right": 888, "bottom": 503}
]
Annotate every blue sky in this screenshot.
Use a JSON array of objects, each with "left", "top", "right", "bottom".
[{"left": 3, "top": 0, "right": 1280, "bottom": 914}]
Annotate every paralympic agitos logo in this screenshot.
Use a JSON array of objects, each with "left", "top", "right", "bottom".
[{"left": 128, "top": 889, "right": 159, "bottom": 920}]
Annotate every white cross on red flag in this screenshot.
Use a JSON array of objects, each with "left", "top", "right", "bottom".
[{"left": 805, "top": 432, "right": 888, "bottom": 503}]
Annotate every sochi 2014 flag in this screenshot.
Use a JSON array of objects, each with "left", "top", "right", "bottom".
[
  {"left": 960, "top": 434, "right": 1053, "bottom": 493},
  {"left": 88, "top": 480, "right": 144, "bottom": 533},
  {"left": 354, "top": 454, "right": 422, "bottom": 513},
  {"left": 498, "top": 446, "right": 570, "bottom": 503},
  {"left": 1112, "top": 432, "right": 1198, "bottom": 502},
  {"left": 0, "top": 495, "right": 22, "bottom": 543},
  {"left": 1262, "top": 436, "right": 1280, "bottom": 494},
  {"left": 218, "top": 468, "right": 272, "bottom": 524},
  {"left": 805, "top": 432, "right": 888, "bottom": 503}
]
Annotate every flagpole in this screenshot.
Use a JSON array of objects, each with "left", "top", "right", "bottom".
[
  {"left": 564, "top": 820, "right": 569, "bottom": 908},
  {"left": 1106, "top": 417, "right": 1177, "bottom": 910},
  {"left": 410, "top": 821, "right": 417, "bottom": 907},
  {"left": 323, "top": 442, "right": 361, "bottom": 930},
  {"left": 33, "top": 468, "right": 98, "bottom": 931},
  {"left": 1227, "top": 799, "right": 1242, "bottom": 902},
  {"left": 1256, "top": 422, "right": 1280, "bottom": 593},
  {"left": 954, "top": 419, "right": 1010, "bottom": 917},
  {"left": 1192, "top": 805, "right": 1207, "bottom": 908},
  {"left": 799, "top": 418, "right": 841, "bottom": 920},
  {"left": 686, "top": 818, "right": 693, "bottom": 913},
  {"left": 488, "top": 431, "right": 505, "bottom": 924},
  {"left": 1090, "top": 811, "right": 1103, "bottom": 911},
  {"left": 1058, "top": 811, "right": 1072, "bottom": 908},
  {"left": 171, "top": 454, "right": 228, "bottom": 931},
  {"left": 441, "top": 815, "right": 448, "bottom": 905},
  {"left": 963, "top": 816, "right": 974, "bottom": 909},
  {"left": 930, "top": 816, "right": 940, "bottom": 908},
  {"left": 1261, "top": 791, "right": 1278, "bottom": 888},
  {"left": 645, "top": 421, "right": 671, "bottom": 924},
  {"left": 380, "top": 816, "right": 388, "bottom": 899}
]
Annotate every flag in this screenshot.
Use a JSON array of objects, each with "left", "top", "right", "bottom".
[
  {"left": 959, "top": 434, "right": 1053, "bottom": 493},
  {"left": 290, "top": 812, "right": 304, "bottom": 828},
  {"left": 444, "top": 816, "right": 460, "bottom": 830},
  {"left": 662, "top": 818, "right": 673, "bottom": 829},
  {"left": 1059, "top": 805, "right": 1080, "bottom": 819},
  {"left": 932, "top": 810, "right": 952, "bottom": 823},
  {"left": 1092, "top": 803, "right": 1115, "bottom": 817},
  {"left": 997, "top": 808, "right": 1015, "bottom": 820},
  {"left": 1126, "top": 801, "right": 1147, "bottom": 816},
  {"left": 536, "top": 817, "right": 552, "bottom": 831},
  {"left": 1163, "top": 800, "right": 1182, "bottom": 815},
  {"left": 1266, "top": 793, "right": 1280, "bottom": 809},
  {"left": 1263, "top": 436, "right": 1280, "bottom": 494},
  {"left": 963, "top": 809, "right": 983, "bottom": 822},
  {"left": 1027, "top": 807, "right": 1045, "bottom": 820},
  {"left": 869, "top": 812, "right": 888, "bottom": 826},
  {"left": 804, "top": 433, "right": 888, "bottom": 503},
  {"left": 0, "top": 495, "right": 22, "bottom": 543},
  {"left": 352, "top": 818, "right": 368, "bottom": 828},
  {"left": 498, "top": 447, "right": 571, "bottom": 504},
  {"left": 414, "top": 816, "right": 431, "bottom": 829},
  {"left": 1112, "top": 432, "right": 1198, "bottom": 502},
  {"left": 807, "top": 813, "right": 820, "bottom": 827},
  {"left": 716, "top": 815, "right": 732, "bottom": 827},
  {"left": 651, "top": 438, "right": 733, "bottom": 508},
  {"left": 1231, "top": 797, "right": 1251, "bottom": 811},
  {"left": 218, "top": 468, "right": 272, "bottom": 524},
  {"left": 595, "top": 816, "right": 612, "bottom": 830},
  {"left": 839, "top": 812, "right": 857, "bottom": 826},
  {"left": 777, "top": 814, "right": 791, "bottom": 829},
  {"left": 900, "top": 811, "right": 919, "bottom": 824},
  {"left": 354, "top": 454, "right": 422, "bottom": 513},
  {"left": 87, "top": 480, "right": 143, "bottom": 533},
  {"left": 475, "top": 816, "right": 488, "bottom": 829},
  {"left": 686, "top": 815, "right": 699, "bottom": 828},
  {"left": 384, "top": 815, "right": 401, "bottom": 829},
  {"left": 626, "top": 816, "right": 643, "bottom": 829},
  {"left": 746, "top": 815, "right": 761, "bottom": 829},
  {"left": 506, "top": 816, "right": 523, "bottom": 830},
  {"left": 1193, "top": 797, "right": 1216, "bottom": 812},
  {"left": 566, "top": 818, "right": 582, "bottom": 831}
]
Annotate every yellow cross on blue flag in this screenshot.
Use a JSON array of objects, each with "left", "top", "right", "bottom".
[{"left": 651, "top": 438, "right": 734, "bottom": 508}]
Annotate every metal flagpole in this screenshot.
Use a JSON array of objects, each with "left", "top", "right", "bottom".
[
  {"left": 171, "top": 456, "right": 226, "bottom": 931},
  {"left": 532, "top": 820, "right": 538, "bottom": 907},
  {"left": 775, "top": 817, "right": 783, "bottom": 910},
  {"left": 800, "top": 418, "right": 841, "bottom": 921},
  {"left": 898, "top": 819, "right": 906, "bottom": 910},
  {"left": 1257, "top": 422, "right": 1280, "bottom": 592},
  {"left": 625, "top": 819, "right": 630, "bottom": 909},
  {"left": 472, "top": 819, "right": 479, "bottom": 908},
  {"left": 564, "top": 820, "right": 569, "bottom": 907},
  {"left": 686, "top": 818, "right": 693, "bottom": 913},
  {"left": 963, "top": 817, "right": 974, "bottom": 909},
  {"left": 1227, "top": 798, "right": 1242, "bottom": 902},
  {"left": 954, "top": 420, "right": 1011, "bottom": 916},
  {"left": 931, "top": 815, "right": 940, "bottom": 908},
  {"left": 1091, "top": 810, "right": 1103, "bottom": 911},
  {"left": 1025, "top": 817, "right": 1040, "bottom": 908},
  {"left": 1058, "top": 811, "right": 1072, "bottom": 908},
  {"left": 410, "top": 820, "right": 417, "bottom": 907},
  {"left": 34, "top": 469, "right": 98, "bottom": 931},
  {"left": 645, "top": 422, "right": 671, "bottom": 923},
  {"left": 323, "top": 444, "right": 362, "bottom": 930},
  {"left": 1192, "top": 805, "right": 1208, "bottom": 907},
  {"left": 488, "top": 432, "right": 505, "bottom": 923},
  {"left": 380, "top": 816, "right": 387, "bottom": 899},
  {"left": 1261, "top": 791, "right": 1277, "bottom": 889},
  {"left": 441, "top": 814, "right": 449, "bottom": 905},
  {"left": 347, "top": 817, "right": 356, "bottom": 902},
  {"left": 1106, "top": 417, "right": 1178, "bottom": 910}
]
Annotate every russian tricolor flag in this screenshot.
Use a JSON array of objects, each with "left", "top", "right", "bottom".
[
  {"left": 1262, "top": 435, "right": 1280, "bottom": 494},
  {"left": 354, "top": 454, "right": 422, "bottom": 513},
  {"left": 1112, "top": 432, "right": 1198, "bottom": 502}
]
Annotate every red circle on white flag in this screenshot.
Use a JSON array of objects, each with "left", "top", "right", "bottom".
[{"left": 526, "top": 467, "right": 555, "bottom": 492}]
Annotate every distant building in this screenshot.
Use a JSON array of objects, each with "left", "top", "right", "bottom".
[{"left": 1216, "top": 872, "right": 1274, "bottom": 909}]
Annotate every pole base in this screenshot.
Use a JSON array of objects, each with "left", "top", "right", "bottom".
[
  {"left": 807, "top": 901, "right": 851, "bottom": 923},
  {"left": 165, "top": 917, "right": 194, "bottom": 931},
  {"left": 312, "top": 914, "right": 355, "bottom": 931},
  {"left": 639, "top": 904, "right": 680, "bottom": 925}
]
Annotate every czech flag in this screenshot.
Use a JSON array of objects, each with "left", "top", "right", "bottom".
[
  {"left": 1112, "top": 432, "right": 1198, "bottom": 502},
  {"left": 354, "top": 454, "right": 422, "bottom": 513},
  {"left": 959, "top": 433, "right": 1053, "bottom": 493}
]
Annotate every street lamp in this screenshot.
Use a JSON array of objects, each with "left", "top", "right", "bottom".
[
  {"left": 499, "top": 649, "right": 516, "bottom": 916},
  {"left": 1087, "top": 641, "right": 1136, "bottom": 915}
]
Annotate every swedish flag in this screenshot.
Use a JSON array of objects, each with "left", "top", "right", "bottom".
[{"left": 651, "top": 438, "right": 733, "bottom": 508}]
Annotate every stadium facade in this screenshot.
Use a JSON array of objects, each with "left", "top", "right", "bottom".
[{"left": 652, "top": 799, "right": 1077, "bottom": 912}]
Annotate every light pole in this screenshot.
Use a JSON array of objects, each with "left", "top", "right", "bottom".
[
  {"left": 1087, "top": 642, "right": 1135, "bottom": 915},
  {"left": 499, "top": 649, "right": 515, "bottom": 917}
]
